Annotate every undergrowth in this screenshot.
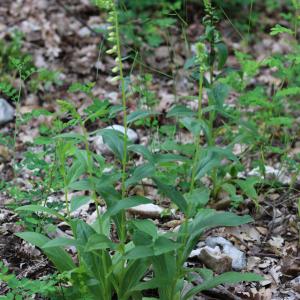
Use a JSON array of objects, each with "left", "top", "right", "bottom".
[{"left": 0, "top": 0, "right": 299, "bottom": 299}]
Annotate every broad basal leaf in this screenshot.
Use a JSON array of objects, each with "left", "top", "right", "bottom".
[
  {"left": 16, "top": 205, "right": 65, "bottom": 221},
  {"left": 15, "top": 232, "right": 75, "bottom": 272},
  {"left": 104, "top": 196, "right": 152, "bottom": 217},
  {"left": 183, "top": 272, "right": 263, "bottom": 300}
]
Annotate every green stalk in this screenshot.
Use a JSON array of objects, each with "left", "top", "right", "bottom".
[
  {"left": 112, "top": 0, "right": 127, "bottom": 250},
  {"left": 64, "top": 185, "right": 70, "bottom": 219},
  {"left": 61, "top": 155, "right": 71, "bottom": 219},
  {"left": 82, "top": 123, "right": 100, "bottom": 216},
  {"left": 190, "top": 70, "right": 204, "bottom": 191},
  {"left": 293, "top": 0, "right": 299, "bottom": 39},
  {"left": 12, "top": 73, "right": 22, "bottom": 180},
  {"left": 114, "top": 5, "right": 128, "bottom": 199},
  {"left": 208, "top": 23, "right": 219, "bottom": 197},
  {"left": 182, "top": 64, "right": 205, "bottom": 300}
]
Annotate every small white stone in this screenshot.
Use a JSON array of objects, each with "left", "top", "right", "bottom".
[
  {"left": 0, "top": 98, "right": 14, "bottom": 125},
  {"left": 128, "top": 203, "right": 163, "bottom": 218},
  {"left": 78, "top": 27, "right": 91, "bottom": 37},
  {"left": 189, "top": 248, "right": 201, "bottom": 258}
]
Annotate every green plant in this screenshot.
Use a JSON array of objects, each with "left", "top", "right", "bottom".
[
  {"left": 0, "top": 261, "right": 58, "bottom": 299},
  {"left": 9, "top": 1, "right": 264, "bottom": 299}
]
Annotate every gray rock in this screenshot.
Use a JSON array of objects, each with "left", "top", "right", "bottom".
[
  {"left": 198, "top": 246, "right": 232, "bottom": 273},
  {"left": 0, "top": 98, "right": 14, "bottom": 125},
  {"left": 206, "top": 236, "right": 246, "bottom": 270},
  {"left": 93, "top": 125, "right": 138, "bottom": 155},
  {"left": 290, "top": 275, "right": 300, "bottom": 293}
]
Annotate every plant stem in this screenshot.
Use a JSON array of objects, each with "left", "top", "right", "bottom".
[
  {"left": 12, "top": 74, "right": 22, "bottom": 180},
  {"left": 198, "top": 71, "right": 204, "bottom": 120},
  {"left": 113, "top": 2, "right": 127, "bottom": 246},
  {"left": 190, "top": 71, "right": 204, "bottom": 192},
  {"left": 82, "top": 123, "right": 100, "bottom": 216},
  {"left": 61, "top": 159, "right": 70, "bottom": 219},
  {"left": 114, "top": 6, "right": 128, "bottom": 198}
]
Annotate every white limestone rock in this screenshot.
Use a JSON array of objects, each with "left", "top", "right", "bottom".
[
  {"left": 206, "top": 236, "right": 247, "bottom": 270},
  {"left": 0, "top": 98, "right": 14, "bottom": 125}
]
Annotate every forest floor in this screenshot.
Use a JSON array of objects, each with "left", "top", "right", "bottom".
[{"left": 0, "top": 0, "right": 300, "bottom": 299}]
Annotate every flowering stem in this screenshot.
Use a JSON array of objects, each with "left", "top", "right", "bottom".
[
  {"left": 190, "top": 70, "right": 204, "bottom": 192},
  {"left": 112, "top": 2, "right": 127, "bottom": 245}
]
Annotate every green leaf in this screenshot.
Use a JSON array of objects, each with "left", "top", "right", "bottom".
[
  {"left": 125, "top": 163, "right": 155, "bottom": 187},
  {"left": 215, "top": 42, "right": 228, "bottom": 70},
  {"left": 152, "top": 254, "right": 177, "bottom": 298},
  {"left": 167, "top": 105, "right": 195, "bottom": 118},
  {"left": 239, "top": 87, "right": 272, "bottom": 108},
  {"left": 221, "top": 183, "right": 243, "bottom": 205},
  {"left": 131, "top": 278, "right": 167, "bottom": 292},
  {"left": 180, "top": 117, "right": 209, "bottom": 137},
  {"left": 100, "top": 129, "right": 126, "bottom": 161},
  {"left": 154, "top": 17, "right": 176, "bottom": 27},
  {"left": 128, "top": 144, "right": 154, "bottom": 163},
  {"left": 70, "top": 195, "right": 91, "bottom": 212},
  {"left": 235, "top": 177, "right": 259, "bottom": 202},
  {"left": 54, "top": 133, "right": 85, "bottom": 142},
  {"left": 266, "top": 117, "right": 293, "bottom": 127},
  {"left": 43, "top": 237, "right": 79, "bottom": 249},
  {"left": 127, "top": 110, "right": 157, "bottom": 124},
  {"left": 195, "top": 147, "right": 236, "bottom": 180},
  {"left": 74, "top": 220, "right": 112, "bottom": 293},
  {"left": 126, "top": 236, "right": 181, "bottom": 259},
  {"left": 66, "top": 160, "right": 86, "bottom": 187},
  {"left": 68, "top": 179, "right": 94, "bottom": 191},
  {"left": 183, "top": 272, "right": 263, "bottom": 300},
  {"left": 270, "top": 24, "right": 293, "bottom": 36},
  {"left": 130, "top": 219, "right": 158, "bottom": 240},
  {"left": 125, "top": 245, "right": 154, "bottom": 259},
  {"left": 207, "top": 83, "right": 230, "bottom": 108},
  {"left": 120, "top": 260, "right": 149, "bottom": 298},
  {"left": 192, "top": 210, "right": 252, "bottom": 235},
  {"left": 154, "top": 179, "right": 188, "bottom": 214},
  {"left": 85, "top": 234, "right": 116, "bottom": 251},
  {"left": 15, "top": 232, "right": 75, "bottom": 272},
  {"left": 195, "top": 268, "right": 213, "bottom": 280},
  {"left": 153, "top": 237, "right": 181, "bottom": 255},
  {"left": 15, "top": 205, "right": 65, "bottom": 221},
  {"left": 275, "top": 87, "right": 300, "bottom": 98},
  {"left": 181, "top": 210, "right": 253, "bottom": 260},
  {"left": 105, "top": 196, "right": 152, "bottom": 217},
  {"left": 33, "top": 136, "right": 52, "bottom": 145},
  {"left": 84, "top": 99, "right": 110, "bottom": 122},
  {"left": 185, "top": 187, "right": 210, "bottom": 215},
  {"left": 195, "top": 155, "right": 221, "bottom": 180},
  {"left": 154, "top": 153, "right": 189, "bottom": 163},
  {"left": 68, "top": 82, "right": 95, "bottom": 94},
  {"left": 109, "top": 105, "right": 123, "bottom": 118}
]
